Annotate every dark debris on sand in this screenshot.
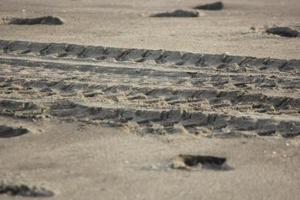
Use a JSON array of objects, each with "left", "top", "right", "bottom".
[
  {"left": 194, "top": 1, "right": 224, "bottom": 10},
  {"left": 0, "top": 125, "right": 28, "bottom": 138},
  {"left": 0, "top": 183, "right": 54, "bottom": 197},
  {"left": 3, "top": 16, "right": 63, "bottom": 25},
  {"left": 150, "top": 9, "right": 199, "bottom": 17},
  {"left": 266, "top": 27, "right": 299, "bottom": 38},
  {"left": 171, "top": 154, "right": 232, "bottom": 171}
]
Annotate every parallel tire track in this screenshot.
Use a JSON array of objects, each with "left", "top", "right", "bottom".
[{"left": 0, "top": 40, "right": 299, "bottom": 137}]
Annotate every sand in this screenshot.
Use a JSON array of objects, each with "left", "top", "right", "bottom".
[
  {"left": 0, "top": 0, "right": 300, "bottom": 199},
  {"left": 1, "top": 117, "right": 300, "bottom": 200},
  {"left": 0, "top": 0, "right": 300, "bottom": 59}
]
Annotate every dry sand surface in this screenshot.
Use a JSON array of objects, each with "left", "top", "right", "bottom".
[
  {"left": 0, "top": 0, "right": 300, "bottom": 58},
  {"left": 0, "top": 0, "right": 300, "bottom": 200}
]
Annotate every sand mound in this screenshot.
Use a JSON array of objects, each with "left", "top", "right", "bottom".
[
  {"left": 150, "top": 9, "right": 199, "bottom": 17},
  {"left": 194, "top": 1, "right": 224, "bottom": 10},
  {"left": 2, "top": 16, "right": 63, "bottom": 25},
  {"left": 171, "top": 154, "right": 231, "bottom": 170},
  {"left": 0, "top": 125, "right": 28, "bottom": 138},
  {"left": 0, "top": 182, "right": 54, "bottom": 197},
  {"left": 266, "top": 27, "right": 299, "bottom": 38}
]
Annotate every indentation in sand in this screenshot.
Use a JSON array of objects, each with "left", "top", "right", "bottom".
[{"left": 0, "top": 40, "right": 299, "bottom": 137}]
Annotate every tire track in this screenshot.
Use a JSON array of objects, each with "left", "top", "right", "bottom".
[
  {"left": 1, "top": 76, "right": 299, "bottom": 113},
  {"left": 0, "top": 40, "right": 299, "bottom": 137},
  {"left": 1, "top": 40, "right": 299, "bottom": 74}
]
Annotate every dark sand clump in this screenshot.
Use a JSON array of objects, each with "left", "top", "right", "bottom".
[
  {"left": 194, "top": 1, "right": 224, "bottom": 10},
  {"left": 3, "top": 16, "right": 63, "bottom": 25},
  {"left": 0, "top": 182, "right": 54, "bottom": 197},
  {"left": 150, "top": 9, "right": 199, "bottom": 17},
  {"left": 266, "top": 27, "right": 299, "bottom": 37},
  {"left": 171, "top": 154, "right": 232, "bottom": 170},
  {"left": 0, "top": 125, "right": 28, "bottom": 138}
]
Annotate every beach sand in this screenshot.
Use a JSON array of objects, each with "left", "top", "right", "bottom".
[{"left": 0, "top": 0, "right": 300, "bottom": 199}]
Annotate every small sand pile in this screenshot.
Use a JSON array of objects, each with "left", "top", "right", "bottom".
[
  {"left": 150, "top": 9, "right": 199, "bottom": 17},
  {"left": 2, "top": 16, "right": 63, "bottom": 25},
  {"left": 266, "top": 26, "right": 299, "bottom": 37},
  {"left": 0, "top": 125, "right": 28, "bottom": 138},
  {"left": 0, "top": 182, "right": 54, "bottom": 197},
  {"left": 194, "top": 1, "right": 224, "bottom": 10},
  {"left": 171, "top": 154, "right": 231, "bottom": 170}
]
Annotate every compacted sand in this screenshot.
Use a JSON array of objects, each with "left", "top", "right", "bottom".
[{"left": 0, "top": 0, "right": 300, "bottom": 200}]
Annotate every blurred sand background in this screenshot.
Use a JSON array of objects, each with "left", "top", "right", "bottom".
[{"left": 0, "top": 0, "right": 299, "bottom": 58}]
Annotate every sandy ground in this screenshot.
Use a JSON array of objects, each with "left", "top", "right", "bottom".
[
  {"left": 0, "top": 0, "right": 300, "bottom": 200},
  {"left": 0, "top": 0, "right": 300, "bottom": 59},
  {"left": 1, "top": 117, "right": 300, "bottom": 200}
]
